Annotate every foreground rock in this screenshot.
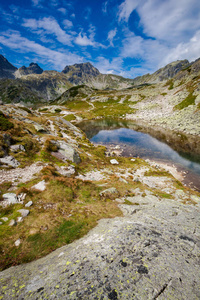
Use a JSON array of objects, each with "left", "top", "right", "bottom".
[{"left": 0, "top": 195, "right": 200, "bottom": 299}]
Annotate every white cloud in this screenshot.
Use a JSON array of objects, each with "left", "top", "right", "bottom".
[
  {"left": 95, "top": 56, "right": 123, "bottom": 74},
  {"left": 58, "top": 7, "right": 67, "bottom": 15},
  {"left": 118, "top": 0, "right": 140, "bottom": 22},
  {"left": 118, "top": 0, "right": 200, "bottom": 44},
  {"left": 63, "top": 19, "right": 73, "bottom": 28},
  {"left": 75, "top": 32, "right": 95, "bottom": 47},
  {"left": 22, "top": 17, "right": 72, "bottom": 46},
  {"left": 0, "top": 30, "right": 83, "bottom": 70},
  {"left": 160, "top": 30, "right": 200, "bottom": 67},
  {"left": 107, "top": 28, "right": 117, "bottom": 46}
]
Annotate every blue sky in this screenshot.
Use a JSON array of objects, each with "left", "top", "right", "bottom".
[{"left": 0, "top": 0, "right": 200, "bottom": 78}]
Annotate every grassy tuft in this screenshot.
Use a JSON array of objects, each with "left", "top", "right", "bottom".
[{"left": 174, "top": 92, "right": 197, "bottom": 110}]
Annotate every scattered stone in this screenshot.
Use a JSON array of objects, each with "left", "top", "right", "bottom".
[
  {"left": 100, "top": 187, "right": 119, "bottom": 199},
  {"left": 119, "top": 177, "right": 128, "bottom": 184},
  {"left": 14, "top": 239, "right": 21, "bottom": 247},
  {"left": 9, "top": 219, "right": 17, "bottom": 226},
  {"left": 17, "top": 193, "right": 26, "bottom": 202},
  {"left": 55, "top": 165, "right": 75, "bottom": 177},
  {"left": 25, "top": 201, "right": 33, "bottom": 207},
  {"left": 0, "top": 156, "right": 20, "bottom": 168},
  {"left": 1, "top": 217, "right": 8, "bottom": 222},
  {"left": 34, "top": 123, "right": 48, "bottom": 133},
  {"left": 131, "top": 158, "right": 136, "bottom": 162},
  {"left": 1, "top": 193, "right": 18, "bottom": 206},
  {"left": 32, "top": 180, "right": 46, "bottom": 191},
  {"left": 17, "top": 209, "right": 30, "bottom": 218},
  {"left": 17, "top": 217, "right": 23, "bottom": 223},
  {"left": 0, "top": 222, "right": 2, "bottom": 225},
  {"left": 10, "top": 144, "right": 25, "bottom": 153},
  {"left": 110, "top": 159, "right": 119, "bottom": 165}
]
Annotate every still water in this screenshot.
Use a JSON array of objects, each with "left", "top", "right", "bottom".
[
  {"left": 78, "top": 119, "right": 200, "bottom": 189},
  {"left": 91, "top": 127, "right": 200, "bottom": 175}
]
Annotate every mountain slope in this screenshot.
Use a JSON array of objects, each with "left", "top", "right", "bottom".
[{"left": 0, "top": 55, "right": 17, "bottom": 79}]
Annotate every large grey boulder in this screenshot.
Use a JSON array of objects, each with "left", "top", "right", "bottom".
[
  {"left": 10, "top": 144, "right": 25, "bottom": 153},
  {"left": 17, "top": 209, "right": 30, "bottom": 218},
  {"left": 58, "top": 141, "right": 81, "bottom": 164},
  {"left": 99, "top": 187, "right": 119, "bottom": 199},
  {"left": 0, "top": 156, "right": 20, "bottom": 168},
  {"left": 1, "top": 193, "right": 18, "bottom": 206}
]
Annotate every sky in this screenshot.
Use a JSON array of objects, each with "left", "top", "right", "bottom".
[{"left": 0, "top": 0, "right": 200, "bottom": 78}]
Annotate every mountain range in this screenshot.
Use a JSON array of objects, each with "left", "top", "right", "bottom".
[{"left": 1, "top": 54, "right": 200, "bottom": 105}]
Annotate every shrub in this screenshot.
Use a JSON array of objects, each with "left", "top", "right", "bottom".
[{"left": 0, "top": 111, "right": 14, "bottom": 131}]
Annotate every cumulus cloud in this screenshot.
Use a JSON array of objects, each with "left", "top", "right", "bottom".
[
  {"left": 22, "top": 17, "right": 72, "bottom": 46},
  {"left": 160, "top": 30, "right": 200, "bottom": 67},
  {"left": 0, "top": 30, "right": 83, "bottom": 70},
  {"left": 107, "top": 28, "right": 117, "bottom": 46},
  {"left": 94, "top": 56, "right": 123, "bottom": 74}
]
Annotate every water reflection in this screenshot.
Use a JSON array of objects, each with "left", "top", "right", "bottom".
[
  {"left": 91, "top": 128, "right": 200, "bottom": 176},
  {"left": 77, "top": 119, "right": 200, "bottom": 180}
]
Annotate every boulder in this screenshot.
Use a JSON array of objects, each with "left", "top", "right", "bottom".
[
  {"left": 55, "top": 165, "right": 75, "bottom": 177},
  {"left": 9, "top": 219, "right": 17, "bottom": 226},
  {"left": 17, "top": 209, "right": 30, "bottom": 218},
  {"left": 58, "top": 141, "right": 81, "bottom": 164},
  {"left": 31, "top": 180, "right": 46, "bottom": 191},
  {"left": 2, "top": 193, "right": 18, "bottom": 206},
  {"left": 100, "top": 187, "right": 119, "bottom": 199},
  {"left": 110, "top": 159, "right": 119, "bottom": 165},
  {"left": 25, "top": 201, "right": 33, "bottom": 207},
  {"left": 10, "top": 144, "right": 25, "bottom": 153},
  {"left": 0, "top": 156, "right": 20, "bottom": 168}
]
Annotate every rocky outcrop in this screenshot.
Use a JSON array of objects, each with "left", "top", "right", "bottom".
[
  {"left": 0, "top": 55, "right": 17, "bottom": 79},
  {"left": 15, "top": 63, "right": 43, "bottom": 78},
  {"left": 0, "top": 192, "right": 199, "bottom": 299},
  {"left": 62, "top": 62, "right": 100, "bottom": 85}
]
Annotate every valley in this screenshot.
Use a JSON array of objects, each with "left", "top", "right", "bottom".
[{"left": 0, "top": 55, "right": 200, "bottom": 299}]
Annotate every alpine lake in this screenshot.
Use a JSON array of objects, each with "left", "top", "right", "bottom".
[{"left": 77, "top": 118, "right": 200, "bottom": 191}]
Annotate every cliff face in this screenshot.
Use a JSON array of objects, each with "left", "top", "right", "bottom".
[{"left": 0, "top": 55, "right": 17, "bottom": 79}]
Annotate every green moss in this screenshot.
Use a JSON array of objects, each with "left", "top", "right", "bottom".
[
  {"left": 0, "top": 111, "right": 14, "bottom": 131},
  {"left": 174, "top": 92, "right": 197, "bottom": 110},
  {"left": 64, "top": 114, "right": 76, "bottom": 121},
  {"left": 165, "top": 79, "right": 174, "bottom": 90}
]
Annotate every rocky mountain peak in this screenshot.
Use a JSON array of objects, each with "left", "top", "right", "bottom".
[
  {"left": 15, "top": 62, "right": 43, "bottom": 78},
  {"left": 0, "top": 54, "right": 17, "bottom": 79},
  {"left": 62, "top": 62, "right": 100, "bottom": 77},
  {"left": 155, "top": 59, "right": 190, "bottom": 80}
]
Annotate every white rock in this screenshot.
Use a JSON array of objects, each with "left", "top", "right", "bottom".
[
  {"left": 32, "top": 180, "right": 46, "bottom": 191},
  {"left": 0, "top": 222, "right": 2, "bottom": 225},
  {"left": 25, "top": 201, "right": 33, "bottom": 207},
  {"left": 15, "top": 239, "right": 21, "bottom": 247},
  {"left": 1, "top": 217, "right": 8, "bottom": 222},
  {"left": 10, "top": 144, "right": 25, "bottom": 153},
  {"left": 17, "top": 193, "right": 26, "bottom": 202},
  {"left": 2, "top": 193, "right": 19, "bottom": 206},
  {"left": 0, "top": 156, "right": 20, "bottom": 168},
  {"left": 110, "top": 159, "right": 119, "bottom": 165},
  {"left": 18, "top": 209, "right": 30, "bottom": 218},
  {"left": 131, "top": 158, "right": 136, "bottom": 162},
  {"left": 9, "top": 219, "right": 17, "bottom": 226},
  {"left": 17, "top": 217, "right": 23, "bottom": 223}
]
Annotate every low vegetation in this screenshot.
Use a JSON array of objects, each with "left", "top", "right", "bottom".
[{"left": 174, "top": 92, "right": 197, "bottom": 110}]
